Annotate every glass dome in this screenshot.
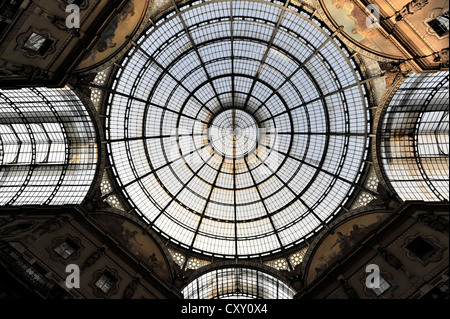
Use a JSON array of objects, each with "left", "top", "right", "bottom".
[{"left": 106, "top": 0, "right": 370, "bottom": 258}]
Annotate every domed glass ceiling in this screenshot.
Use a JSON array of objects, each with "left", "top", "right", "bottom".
[{"left": 106, "top": 0, "right": 370, "bottom": 258}]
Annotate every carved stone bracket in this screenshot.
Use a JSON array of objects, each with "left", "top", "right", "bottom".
[
  {"left": 377, "top": 247, "right": 415, "bottom": 281},
  {"left": 394, "top": 0, "right": 430, "bottom": 22},
  {"left": 31, "top": 215, "right": 70, "bottom": 240},
  {"left": 56, "top": 0, "right": 90, "bottom": 12},
  {"left": 81, "top": 247, "right": 105, "bottom": 271},
  {"left": 121, "top": 277, "right": 140, "bottom": 299},
  {"left": 417, "top": 212, "right": 449, "bottom": 234},
  {"left": 0, "top": 59, "right": 35, "bottom": 78},
  {"left": 378, "top": 247, "right": 405, "bottom": 271},
  {"left": 15, "top": 27, "right": 57, "bottom": 59},
  {"left": 0, "top": 221, "right": 36, "bottom": 240}
]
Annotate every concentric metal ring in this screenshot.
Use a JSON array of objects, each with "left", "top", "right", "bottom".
[
  {"left": 209, "top": 109, "right": 259, "bottom": 159},
  {"left": 106, "top": 0, "right": 370, "bottom": 258}
]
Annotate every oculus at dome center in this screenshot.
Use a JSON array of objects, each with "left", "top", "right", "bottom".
[{"left": 106, "top": 0, "right": 371, "bottom": 258}]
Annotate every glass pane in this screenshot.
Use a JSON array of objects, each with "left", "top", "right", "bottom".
[{"left": 106, "top": 0, "right": 369, "bottom": 257}]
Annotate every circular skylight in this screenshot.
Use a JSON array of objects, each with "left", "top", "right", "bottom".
[
  {"left": 106, "top": 0, "right": 370, "bottom": 258},
  {"left": 209, "top": 109, "right": 259, "bottom": 159}
]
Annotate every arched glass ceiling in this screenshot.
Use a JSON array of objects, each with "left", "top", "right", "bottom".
[
  {"left": 182, "top": 267, "right": 294, "bottom": 299},
  {"left": 380, "top": 71, "right": 449, "bottom": 201},
  {"left": 0, "top": 87, "right": 98, "bottom": 205},
  {"left": 106, "top": 0, "right": 370, "bottom": 258}
]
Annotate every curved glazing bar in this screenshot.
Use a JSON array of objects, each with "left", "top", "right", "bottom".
[
  {"left": 0, "top": 87, "right": 98, "bottom": 205},
  {"left": 106, "top": 0, "right": 370, "bottom": 258},
  {"left": 380, "top": 71, "right": 449, "bottom": 201},
  {"left": 182, "top": 266, "right": 294, "bottom": 299}
]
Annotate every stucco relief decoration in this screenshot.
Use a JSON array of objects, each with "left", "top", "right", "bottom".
[
  {"left": 15, "top": 27, "right": 57, "bottom": 59},
  {"left": 56, "top": 0, "right": 89, "bottom": 11},
  {"left": 47, "top": 235, "right": 83, "bottom": 264},
  {"left": 402, "top": 234, "right": 445, "bottom": 266},
  {"left": 422, "top": 7, "right": 450, "bottom": 39},
  {"left": 394, "top": 0, "right": 429, "bottom": 21}
]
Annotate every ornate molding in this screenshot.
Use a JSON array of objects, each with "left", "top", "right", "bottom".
[
  {"left": 417, "top": 211, "right": 449, "bottom": 234},
  {"left": 30, "top": 215, "right": 70, "bottom": 240},
  {"left": 0, "top": 221, "right": 36, "bottom": 240},
  {"left": 377, "top": 247, "right": 415, "bottom": 281},
  {"left": 56, "top": 0, "right": 90, "bottom": 11},
  {"left": 0, "top": 59, "right": 35, "bottom": 78},
  {"left": 81, "top": 246, "right": 105, "bottom": 271},
  {"left": 15, "top": 27, "right": 57, "bottom": 59},
  {"left": 47, "top": 235, "right": 84, "bottom": 265},
  {"left": 402, "top": 233, "right": 445, "bottom": 266},
  {"left": 89, "top": 266, "right": 121, "bottom": 298},
  {"left": 0, "top": 215, "right": 20, "bottom": 229}
]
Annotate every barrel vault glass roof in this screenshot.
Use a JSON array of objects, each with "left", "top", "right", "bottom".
[
  {"left": 182, "top": 267, "right": 295, "bottom": 299},
  {"left": 105, "top": 0, "right": 371, "bottom": 259}
]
